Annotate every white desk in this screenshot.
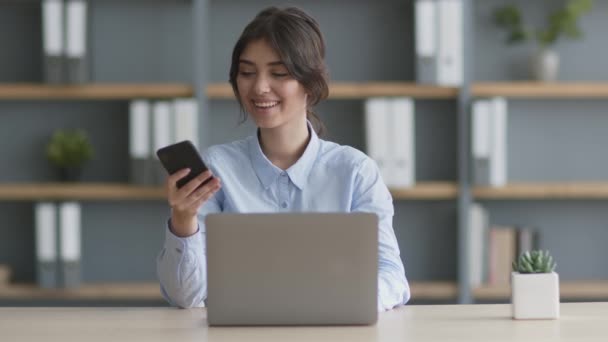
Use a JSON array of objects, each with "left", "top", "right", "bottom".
[{"left": 1, "top": 303, "right": 606, "bottom": 341}]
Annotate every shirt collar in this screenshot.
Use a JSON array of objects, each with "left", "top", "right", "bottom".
[{"left": 248, "top": 121, "right": 320, "bottom": 191}]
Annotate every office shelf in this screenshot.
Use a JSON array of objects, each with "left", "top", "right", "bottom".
[
  {"left": 0, "top": 281, "right": 454, "bottom": 301},
  {"left": 0, "top": 82, "right": 458, "bottom": 101},
  {"left": 390, "top": 182, "right": 458, "bottom": 200},
  {"left": 0, "top": 283, "right": 162, "bottom": 301},
  {"left": 0, "top": 183, "right": 164, "bottom": 201},
  {"left": 410, "top": 281, "right": 458, "bottom": 300},
  {"left": 0, "top": 182, "right": 458, "bottom": 201},
  {"left": 0, "top": 84, "right": 194, "bottom": 100},
  {"left": 207, "top": 82, "right": 459, "bottom": 100},
  {"left": 471, "top": 82, "right": 608, "bottom": 99},
  {"left": 473, "top": 182, "right": 608, "bottom": 200},
  {"left": 473, "top": 280, "right": 608, "bottom": 300}
]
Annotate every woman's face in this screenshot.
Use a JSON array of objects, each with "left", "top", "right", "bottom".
[{"left": 236, "top": 39, "right": 308, "bottom": 130}]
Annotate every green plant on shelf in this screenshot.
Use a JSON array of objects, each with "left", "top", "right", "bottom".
[
  {"left": 46, "top": 129, "right": 94, "bottom": 181},
  {"left": 494, "top": 0, "right": 594, "bottom": 48},
  {"left": 512, "top": 250, "right": 557, "bottom": 274}
]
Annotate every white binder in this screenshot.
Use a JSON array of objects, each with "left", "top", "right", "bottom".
[
  {"left": 364, "top": 98, "right": 392, "bottom": 185},
  {"left": 129, "top": 100, "right": 153, "bottom": 185},
  {"left": 59, "top": 202, "right": 81, "bottom": 288},
  {"left": 35, "top": 202, "right": 58, "bottom": 288},
  {"left": 42, "top": 0, "right": 65, "bottom": 83},
  {"left": 415, "top": 0, "right": 438, "bottom": 84},
  {"left": 173, "top": 98, "right": 200, "bottom": 148},
  {"left": 437, "top": 0, "right": 463, "bottom": 86},
  {"left": 65, "top": 0, "right": 88, "bottom": 83},
  {"left": 390, "top": 98, "right": 416, "bottom": 188}
]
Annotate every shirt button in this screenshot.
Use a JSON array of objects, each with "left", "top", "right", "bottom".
[{"left": 281, "top": 202, "right": 288, "bottom": 208}]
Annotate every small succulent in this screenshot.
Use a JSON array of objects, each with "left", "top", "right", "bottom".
[
  {"left": 512, "top": 250, "right": 557, "bottom": 274},
  {"left": 46, "top": 129, "right": 94, "bottom": 168}
]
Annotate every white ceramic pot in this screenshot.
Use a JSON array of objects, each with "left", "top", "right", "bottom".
[
  {"left": 532, "top": 48, "right": 560, "bottom": 82},
  {"left": 511, "top": 271, "right": 560, "bottom": 319}
]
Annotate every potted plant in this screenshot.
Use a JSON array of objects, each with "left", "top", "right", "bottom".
[
  {"left": 494, "top": 0, "right": 594, "bottom": 81},
  {"left": 46, "top": 129, "right": 94, "bottom": 182},
  {"left": 511, "top": 250, "right": 559, "bottom": 320}
]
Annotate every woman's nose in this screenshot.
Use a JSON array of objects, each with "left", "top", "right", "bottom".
[{"left": 253, "top": 75, "right": 271, "bottom": 95}]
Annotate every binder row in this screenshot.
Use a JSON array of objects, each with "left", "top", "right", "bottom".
[
  {"left": 129, "top": 98, "right": 200, "bottom": 186},
  {"left": 35, "top": 202, "right": 82, "bottom": 289},
  {"left": 42, "top": 0, "right": 88, "bottom": 84},
  {"left": 415, "top": 0, "right": 464, "bottom": 86},
  {"left": 364, "top": 97, "right": 415, "bottom": 188}
]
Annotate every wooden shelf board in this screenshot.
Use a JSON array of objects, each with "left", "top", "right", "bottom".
[
  {"left": 474, "top": 280, "right": 608, "bottom": 300},
  {"left": 471, "top": 82, "right": 608, "bottom": 98},
  {"left": 207, "top": 82, "right": 458, "bottom": 99},
  {"left": 0, "top": 182, "right": 458, "bottom": 201},
  {"left": 0, "top": 283, "right": 162, "bottom": 301},
  {"left": 0, "top": 84, "right": 194, "bottom": 100},
  {"left": 0, "top": 82, "right": 457, "bottom": 100},
  {"left": 410, "top": 281, "right": 458, "bottom": 300},
  {"left": 473, "top": 182, "right": 608, "bottom": 199},
  {"left": 390, "top": 182, "right": 458, "bottom": 200},
  {"left": 0, "top": 281, "right": 454, "bottom": 301},
  {"left": 0, "top": 183, "right": 165, "bottom": 201}
]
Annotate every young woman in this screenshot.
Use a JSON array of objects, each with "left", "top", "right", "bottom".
[{"left": 157, "top": 6, "right": 410, "bottom": 311}]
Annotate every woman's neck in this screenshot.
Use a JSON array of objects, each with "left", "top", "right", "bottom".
[{"left": 259, "top": 117, "right": 310, "bottom": 170}]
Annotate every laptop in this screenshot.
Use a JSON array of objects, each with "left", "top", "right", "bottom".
[{"left": 204, "top": 212, "right": 378, "bottom": 326}]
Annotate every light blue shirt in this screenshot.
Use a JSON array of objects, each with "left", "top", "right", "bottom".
[{"left": 157, "top": 123, "right": 410, "bottom": 311}]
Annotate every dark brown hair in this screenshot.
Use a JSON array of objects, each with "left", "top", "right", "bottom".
[{"left": 229, "top": 7, "right": 329, "bottom": 136}]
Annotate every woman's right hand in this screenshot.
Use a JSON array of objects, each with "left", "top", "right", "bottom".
[{"left": 167, "top": 168, "right": 221, "bottom": 237}]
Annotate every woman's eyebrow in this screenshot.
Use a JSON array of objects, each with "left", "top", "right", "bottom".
[{"left": 239, "top": 59, "right": 284, "bottom": 66}]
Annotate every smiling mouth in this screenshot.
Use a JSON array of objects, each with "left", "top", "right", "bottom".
[{"left": 253, "top": 100, "right": 280, "bottom": 109}]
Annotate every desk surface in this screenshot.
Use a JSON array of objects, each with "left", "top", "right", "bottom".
[{"left": 1, "top": 303, "right": 607, "bottom": 341}]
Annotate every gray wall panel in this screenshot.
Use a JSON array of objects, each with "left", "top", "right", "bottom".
[
  {"left": 81, "top": 201, "right": 168, "bottom": 282},
  {"left": 507, "top": 100, "right": 608, "bottom": 181},
  {"left": 90, "top": 0, "right": 194, "bottom": 82},
  {"left": 0, "top": 203, "right": 36, "bottom": 283},
  {"left": 0, "top": 3, "right": 42, "bottom": 82},
  {"left": 415, "top": 100, "right": 457, "bottom": 181},
  {"left": 394, "top": 201, "right": 458, "bottom": 281}
]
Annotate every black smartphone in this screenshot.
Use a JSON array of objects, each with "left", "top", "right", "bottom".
[{"left": 156, "top": 140, "right": 212, "bottom": 189}]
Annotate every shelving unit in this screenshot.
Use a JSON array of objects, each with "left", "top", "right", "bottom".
[
  {"left": 3, "top": 0, "right": 607, "bottom": 306},
  {"left": 471, "top": 82, "right": 608, "bottom": 98},
  {"left": 1, "top": 0, "right": 464, "bottom": 306},
  {"left": 473, "top": 182, "right": 608, "bottom": 200}
]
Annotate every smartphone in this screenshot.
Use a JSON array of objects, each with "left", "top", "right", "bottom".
[{"left": 156, "top": 140, "right": 212, "bottom": 189}]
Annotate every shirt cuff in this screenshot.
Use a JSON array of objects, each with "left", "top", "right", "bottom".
[{"left": 164, "top": 219, "right": 203, "bottom": 251}]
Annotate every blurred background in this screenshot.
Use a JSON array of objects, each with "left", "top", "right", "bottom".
[{"left": 1, "top": 0, "right": 607, "bottom": 307}]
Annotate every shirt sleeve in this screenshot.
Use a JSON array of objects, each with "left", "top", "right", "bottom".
[
  {"left": 156, "top": 185, "right": 223, "bottom": 309},
  {"left": 351, "top": 157, "right": 411, "bottom": 311}
]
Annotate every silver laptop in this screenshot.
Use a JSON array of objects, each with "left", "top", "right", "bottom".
[{"left": 205, "top": 213, "right": 378, "bottom": 326}]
